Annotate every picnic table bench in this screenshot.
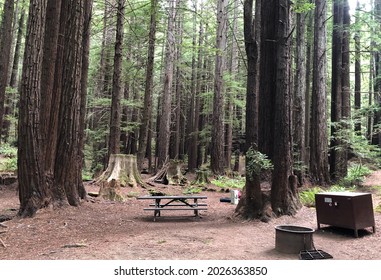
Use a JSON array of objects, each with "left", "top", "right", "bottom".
[{"left": 137, "top": 195, "right": 207, "bottom": 221}]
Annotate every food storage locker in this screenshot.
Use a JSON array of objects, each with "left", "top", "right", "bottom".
[{"left": 315, "top": 192, "right": 376, "bottom": 237}]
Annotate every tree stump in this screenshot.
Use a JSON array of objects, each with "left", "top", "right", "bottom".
[
  {"left": 191, "top": 169, "right": 210, "bottom": 186},
  {"left": 149, "top": 160, "right": 188, "bottom": 186},
  {"left": 97, "top": 154, "right": 147, "bottom": 201}
]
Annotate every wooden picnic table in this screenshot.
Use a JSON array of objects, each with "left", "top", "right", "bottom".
[{"left": 137, "top": 195, "right": 207, "bottom": 221}]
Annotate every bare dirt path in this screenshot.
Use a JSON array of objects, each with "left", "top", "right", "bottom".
[{"left": 0, "top": 173, "right": 380, "bottom": 260}]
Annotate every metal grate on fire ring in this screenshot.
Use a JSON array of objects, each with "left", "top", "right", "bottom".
[{"left": 299, "top": 249, "right": 333, "bottom": 260}]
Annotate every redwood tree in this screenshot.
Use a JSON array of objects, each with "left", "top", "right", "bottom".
[
  {"left": 210, "top": 0, "right": 228, "bottom": 175},
  {"left": 54, "top": 0, "right": 87, "bottom": 206},
  {"left": 18, "top": 0, "right": 49, "bottom": 216},
  {"left": 18, "top": 0, "right": 92, "bottom": 216},
  {"left": 310, "top": 0, "right": 330, "bottom": 185},
  {"left": 157, "top": 0, "right": 176, "bottom": 168},
  {"left": 330, "top": 0, "right": 350, "bottom": 180},
  {"left": 236, "top": 0, "right": 263, "bottom": 219},
  {"left": 269, "top": 0, "right": 300, "bottom": 215},
  {"left": 293, "top": 9, "right": 307, "bottom": 184},
  {"left": 137, "top": 0, "right": 158, "bottom": 170},
  {"left": 108, "top": 0, "right": 125, "bottom": 158},
  {"left": 0, "top": 0, "right": 14, "bottom": 140}
]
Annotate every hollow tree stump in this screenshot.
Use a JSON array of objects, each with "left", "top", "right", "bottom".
[
  {"left": 149, "top": 160, "right": 188, "bottom": 186},
  {"left": 97, "top": 154, "right": 147, "bottom": 201}
]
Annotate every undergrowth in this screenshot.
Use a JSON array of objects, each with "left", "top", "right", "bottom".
[
  {"left": 211, "top": 175, "right": 245, "bottom": 190},
  {"left": 0, "top": 143, "right": 17, "bottom": 172},
  {"left": 299, "top": 185, "right": 356, "bottom": 208},
  {"left": 340, "top": 163, "right": 372, "bottom": 187}
]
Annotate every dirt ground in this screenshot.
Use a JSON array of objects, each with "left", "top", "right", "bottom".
[{"left": 0, "top": 172, "right": 381, "bottom": 260}]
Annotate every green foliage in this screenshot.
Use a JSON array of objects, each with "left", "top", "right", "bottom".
[
  {"left": 330, "top": 119, "right": 381, "bottom": 166},
  {"left": 0, "top": 157, "right": 17, "bottom": 172},
  {"left": 0, "top": 143, "right": 17, "bottom": 157},
  {"left": 0, "top": 143, "right": 18, "bottom": 172},
  {"left": 245, "top": 147, "right": 273, "bottom": 181},
  {"left": 299, "top": 185, "right": 357, "bottom": 208},
  {"left": 299, "top": 187, "right": 323, "bottom": 207},
  {"left": 211, "top": 175, "right": 245, "bottom": 190},
  {"left": 293, "top": 0, "right": 315, "bottom": 13},
  {"left": 82, "top": 170, "right": 93, "bottom": 181},
  {"left": 340, "top": 164, "right": 372, "bottom": 187},
  {"left": 327, "top": 185, "right": 356, "bottom": 193},
  {"left": 183, "top": 186, "right": 203, "bottom": 195}
]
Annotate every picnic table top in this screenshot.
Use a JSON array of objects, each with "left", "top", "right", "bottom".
[{"left": 137, "top": 195, "right": 207, "bottom": 200}]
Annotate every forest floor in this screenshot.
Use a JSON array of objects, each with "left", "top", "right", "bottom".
[{"left": 0, "top": 172, "right": 381, "bottom": 260}]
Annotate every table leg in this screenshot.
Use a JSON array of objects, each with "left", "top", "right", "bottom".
[
  {"left": 194, "top": 198, "right": 198, "bottom": 217},
  {"left": 154, "top": 198, "right": 161, "bottom": 221}
]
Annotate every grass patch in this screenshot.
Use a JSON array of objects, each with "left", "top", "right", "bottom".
[{"left": 211, "top": 175, "right": 245, "bottom": 190}]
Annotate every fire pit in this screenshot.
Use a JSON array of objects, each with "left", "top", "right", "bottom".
[{"left": 275, "top": 225, "right": 315, "bottom": 254}]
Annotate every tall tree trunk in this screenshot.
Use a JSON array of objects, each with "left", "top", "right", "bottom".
[
  {"left": 157, "top": 0, "right": 176, "bottom": 168},
  {"left": 197, "top": 35, "right": 210, "bottom": 168},
  {"left": 54, "top": 0, "right": 86, "bottom": 206},
  {"left": 372, "top": 0, "right": 381, "bottom": 146},
  {"left": 211, "top": 0, "right": 228, "bottom": 175},
  {"left": 354, "top": 1, "right": 361, "bottom": 133},
  {"left": 225, "top": 0, "right": 239, "bottom": 170},
  {"left": 137, "top": 0, "right": 157, "bottom": 170},
  {"left": 304, "top": 6, "right": 313, "bottom": 168},
  {"left": 78, "top": 0, "right": 93, "bottom": 198},
  {"left": 236, "top": 0, "right": 263, "bottom": 219},
  {"left": 170, "top": 0, "right": 184, "bottom": 160},
  {"left": 189, "top": 13, "right": 204, "bottom": 172},
  {"left": 368, "top": 54, "right": 374, "bottom": 141},
  {"left": 90, "top": 0, "right": 113, "bottom": 173},
  {"left": 330, "top": 0, "right": 350, "bottom": 180},
  {"left": 310, "top": 0, "right": 330, "bottom": 185},
  {"left": 126, "top": 88, "right": 139, "bottom": 154},
  {"left": 187, "top": 0, "right": 198, "bottom": 170},
  {"left": 0, "top": 0, "right": 15, "bottom": 141},
  {"left": 18, "top": 0, "right": 48, "bottom": 217},
  {"left": 108, "top": 0, "right": 125, "bottom": 158},
  {"left": 270, "top": 0, "right": 300, "bottom": 216},
  {"left": 258, "top": 0, "right": 277, "bottom": 160},
  {"left": 293, "top": 11, "right": 307, "bottom": 185},
  {"left": 40, "top": 0, "right": 62, "bottom": 183}
]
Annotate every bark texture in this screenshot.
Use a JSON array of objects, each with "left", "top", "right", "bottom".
[
  {"left": 108, "top": 0, "right": 125, "bottom": 157},
  {"left": 310, "top": 0, "right": 330, "bottom": 185},
  {"left": 210, "top": 0, "right": 228, "bottom": 175}
]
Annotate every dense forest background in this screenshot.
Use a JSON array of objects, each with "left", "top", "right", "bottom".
[{"left": 1, "top": 0, "right": 381, "bottom": 218}]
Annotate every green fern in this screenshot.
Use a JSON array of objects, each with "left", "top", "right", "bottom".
[{"left": 299, "top": 187, "right": 323, "bottom": 207}]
